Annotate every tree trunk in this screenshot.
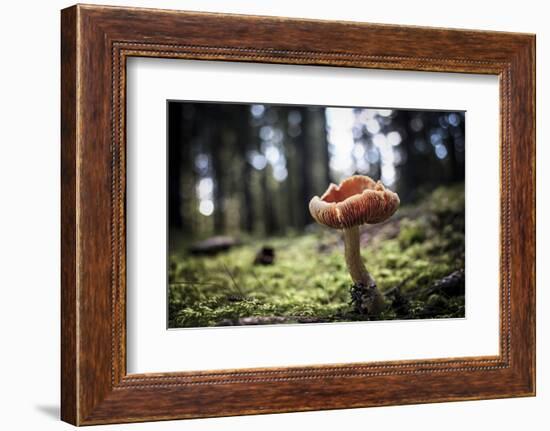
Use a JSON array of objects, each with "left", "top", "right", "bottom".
[
  {"left": 236, "top": 106, "right": 254, "bottom": 232},
  {"left": 295, "top": 107, "right": 312, "bottom": 227},
  {"left": 168, "top": 103, "right": 183, "bottom": 230},
  {"left": 261, "top": 165, "right": 276, "bottom": 235},
  {"left": 311, "top": 107, "right": 331, "bottom": 188},
  {"left": 211, "top": 115, "right": 226, "bottom": 234}
]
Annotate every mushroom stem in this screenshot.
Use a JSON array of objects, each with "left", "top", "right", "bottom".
[
  {"left": 343, "top": 226, "right": 385, "bottom": 314},
  {"left": 343, "top": 226, "right": 374, "bottom": 286}
]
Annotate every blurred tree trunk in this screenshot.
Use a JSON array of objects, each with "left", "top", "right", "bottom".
[
  {"left": 399, "top": 111, "right": 439, "bottom": 201},
  {"left": 262, "top": 107, "right": 277, "bottom": 236},
  {"left": 448, "top": 133, "right": 459, "bottom": 182},
  {"left": 311, "top": 107, "right": 331, "bottom": 188},
  {"left": 280, "top": 111, "right": 296, "bottom": 231},
  {"left": 183, "top": 107, "right": 201, "bottom": 235},
  {"left": 211, "top": 111, "right": 226, "bottom": 234},
  {"left": 283, "top": 110, "right": 301, "bottom": 230},
  {"left": 296, "top": 108, "right": 315, "bottom": 226},
  {"left": 168, "top": 103, "right": 183, "bottom": 231},
  {"left": 397, "top": 111, "right": 419, "bottom": 199},
  {"left": 448, "top": 123, "right": 464, "bottom": 183},
  {"left": 236, "top": 106, "right": 254, "bottom": 233},
  {"left": 261, "top": 167, "right": 276, "bottom": 235}
]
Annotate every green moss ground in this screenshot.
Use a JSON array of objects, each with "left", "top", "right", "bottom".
[{"left": 168, "top": 185, "right": 465, "bottom": 328}]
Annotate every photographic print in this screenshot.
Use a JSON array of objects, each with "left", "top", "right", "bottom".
[{"left": 168, "top": 101, "right": 466, "bottom": 328}]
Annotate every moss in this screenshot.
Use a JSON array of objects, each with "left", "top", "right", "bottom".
[
  {"left": 169, "top": 184, "right": 465, "bottom": 328},
  {"left": 398, "top": 220, "right": 427, "bottom": 248}
]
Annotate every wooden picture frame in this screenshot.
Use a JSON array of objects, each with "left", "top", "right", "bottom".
[{"left": 61, "top": 4, "right": 535, "bottom": 425}]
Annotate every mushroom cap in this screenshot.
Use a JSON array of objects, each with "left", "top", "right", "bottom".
[{"left": 309, "top": 175, "right": 400, "bottom": 229}]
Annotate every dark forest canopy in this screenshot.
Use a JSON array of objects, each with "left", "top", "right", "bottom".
[{"left": 168, "top": 101, "right": 465, "bottom": 242}]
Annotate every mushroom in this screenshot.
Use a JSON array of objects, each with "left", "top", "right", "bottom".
[{"left": 309, "top": 175, "right": 400, "bottom": 315}]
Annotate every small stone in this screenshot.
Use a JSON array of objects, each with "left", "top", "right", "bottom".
[
  {"left": 189, "top": 236, "right": 238, "bottom": 255},
  {"left": 254, "top": 246, "right": 275, "bottom": 265}
]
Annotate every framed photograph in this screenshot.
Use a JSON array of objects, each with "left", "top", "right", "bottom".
[{"left": 61, "top": 4, "right": 535, "bottom": 425}]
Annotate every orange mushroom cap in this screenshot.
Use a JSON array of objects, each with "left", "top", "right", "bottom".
[{"left": 309, "top": 175, "right": 400, "bottom": 229}]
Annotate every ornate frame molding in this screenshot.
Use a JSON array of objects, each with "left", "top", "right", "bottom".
[{"left": 61, "top": 5, "right": 535, "bottom": 425}]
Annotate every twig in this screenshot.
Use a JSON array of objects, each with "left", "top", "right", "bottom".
[
  {"left": 221, "top": 261, "right": 245, "bottom": 297},
  {"left": 250, "top": 269, "right": 266, "bottom": 291}
]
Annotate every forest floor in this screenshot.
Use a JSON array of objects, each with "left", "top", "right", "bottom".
[{"left": 168, "top": 184, "right": 465, "bottom": 328}]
